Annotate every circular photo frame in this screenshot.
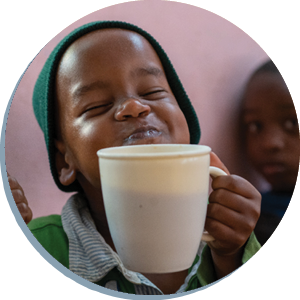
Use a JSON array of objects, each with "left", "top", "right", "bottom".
[{"left": 1, "top": 1, "right": 299, "bottom": 299}]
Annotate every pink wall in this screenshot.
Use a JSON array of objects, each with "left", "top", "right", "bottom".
[{"left": 5, "top": 1, "right": 268, "bottom": 218}]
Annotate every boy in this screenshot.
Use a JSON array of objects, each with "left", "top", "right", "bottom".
[
  {"left": 8, "top": 21, "right": 261, "bottom": 295},
  {"left": 241, "top": 60, "right": 299, "bottom": 245}
]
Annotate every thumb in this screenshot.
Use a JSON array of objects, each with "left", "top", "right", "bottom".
[{"left": 210, "top": 152, "right": 230, "bottom": 175}]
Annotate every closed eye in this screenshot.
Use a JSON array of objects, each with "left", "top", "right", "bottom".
[
  {"left": 142, "top": 89, "right": 167, "bottom": 100},
  {"left": 83, "top": 102, "right": 113, "bottom": 115}
]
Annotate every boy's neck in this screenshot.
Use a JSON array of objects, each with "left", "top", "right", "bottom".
[
  {"left": 91, "top": 211, "right": 116, "bottom": 252},
  {"left": 88, "top": 201, "right": 117, "bottom": 251},
  {"left": 271, "top": 187, "right": 294, "bottom": 194},
  {"left": 80, "top": 180, "right": 117, "bottom": 251}
]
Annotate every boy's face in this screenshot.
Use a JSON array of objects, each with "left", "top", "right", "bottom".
[
  {"left": 242, "top": 72, "right": 300, "bottom": 192},
  {"left": 55, "top": 29, "right": 190, "bottom": 190}
]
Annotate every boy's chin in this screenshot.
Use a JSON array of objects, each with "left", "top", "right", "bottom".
[{"left": 269, "top": 181, "right": 297, "bottom": 193}]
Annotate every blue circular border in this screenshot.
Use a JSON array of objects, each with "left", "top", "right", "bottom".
[{"left": 0, "top": 45, "right": 239, "bottom": 299}]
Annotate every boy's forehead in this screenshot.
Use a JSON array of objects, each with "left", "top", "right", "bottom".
[{"left": 244, "top": 72, "right": 293, "bottom": 109}]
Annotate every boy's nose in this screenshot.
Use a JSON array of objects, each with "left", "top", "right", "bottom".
[
  {"left": 261, "top": 129, "right": 285, "bottom": 152},
  {"left": 114, "top": 98, "right": 151, "bottom": 121}
]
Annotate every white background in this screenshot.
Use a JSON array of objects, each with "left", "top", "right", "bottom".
[{"left": 1, "top": 0, "right": 299, "bottom": 299}]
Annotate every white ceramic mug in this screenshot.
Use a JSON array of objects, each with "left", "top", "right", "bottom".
[{"left": 97, "top": 144, "right": 227, "bottom": 273}]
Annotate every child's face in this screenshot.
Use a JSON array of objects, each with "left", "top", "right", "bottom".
[
  {"left": 242, "top": 72, "right": 300, "bottom": 192},
  {"left": 55, "top": 29, "right": 190, "bottom": 190}
]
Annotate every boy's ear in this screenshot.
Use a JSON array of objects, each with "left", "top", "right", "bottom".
[{"left": 54, "top": 140, "right": 77, "bottom": 186}]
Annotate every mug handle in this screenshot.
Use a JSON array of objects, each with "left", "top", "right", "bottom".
[{"left": 201, "top": 166, "right": 228, "bottom": 242}]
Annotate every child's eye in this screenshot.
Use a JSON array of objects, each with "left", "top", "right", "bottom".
[
  {"left": 283, "top": 118, "right": 299, "bottom": 132},
  {"left": 142, "top": 89, "right": 167, "bottom": 100},
  {"left": 246, "top": 121, "right": 262, "bottom": 134},
  {"left": 83, "top": 103, "right": 113, "bottom": 115}
]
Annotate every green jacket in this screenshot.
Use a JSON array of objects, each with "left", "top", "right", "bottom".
[{"left": 28, "top": 215, "right": 261, "bottom": 294}]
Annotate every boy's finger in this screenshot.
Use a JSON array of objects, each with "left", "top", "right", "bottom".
[
  {"left": 210, "top": 152, "right": 230, "bottom": 175},
  {"left": 211, "top": 174, "right": 262, "bottom": 200},
  {"left": 8, "top": 175, "right": 23, "bottom": 191},
  {"left": 12, "top": 189, "right": 28, "bottom": 205},
  {"left": 8, "top": 174, "right": 18, "bottom": 188},
  {"left": 17, "top": 203, "right": 33, "bottom": 224}
]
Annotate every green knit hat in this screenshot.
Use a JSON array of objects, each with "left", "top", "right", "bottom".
[{"left": 32, "top": 21, "right": 201, "bottom": 192}]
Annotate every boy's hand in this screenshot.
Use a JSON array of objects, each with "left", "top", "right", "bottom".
[
  {"left": 8, "top": 173, "right": 32, "bottom": 224},
  {"left": 205, "top": 152, "right": 261, "bottom": 278}
]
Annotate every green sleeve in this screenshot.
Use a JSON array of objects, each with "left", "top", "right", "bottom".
[
  {"left": 28, "top": 215, "right": 69, "bottom": 269},
  {"left": 241, "top": 231, "right": 261, "bottom": 264},
  {"left": 197, "top": 231, "right": 261, "bottom": 287}
]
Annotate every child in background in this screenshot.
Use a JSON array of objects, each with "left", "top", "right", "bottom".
[
  {"left": 241, "top": 60, "right": 299, "bottom": 245},
  {"left": 7, "top": 21, "right": 261, "bottom": 295}
]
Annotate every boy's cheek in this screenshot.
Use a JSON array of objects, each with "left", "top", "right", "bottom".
[{"left": 163, "top": 106, "right": 190, "bottom": 143}]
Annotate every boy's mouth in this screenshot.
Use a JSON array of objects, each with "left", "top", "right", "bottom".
[
  {"left": 261, "top": 162, "right": 286, "bottom": 176},
  {"left": 124, "top": 126, "right": 162, "bottom": 145}
]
